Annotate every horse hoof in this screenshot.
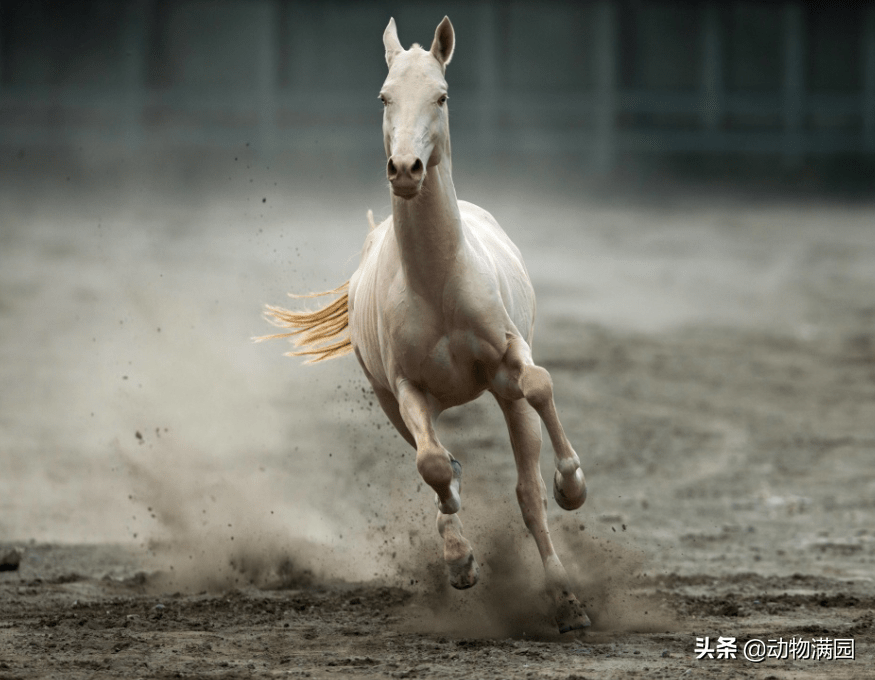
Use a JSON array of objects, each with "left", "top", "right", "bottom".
[
  {"left": 553, "top": 469, "right": 586, "bottom": 511},
  {"left": 447, "top": 553, "right": 479, "bottom": 590},
  {"left": 558, "top": 617, "right": 591, "bottom": 634},
  {"left": 555, "top": 593, "right": 591, "bottom": 633}
]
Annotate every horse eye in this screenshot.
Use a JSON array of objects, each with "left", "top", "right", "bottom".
[
  {"left": 379, "top": 95, "right": 387, "bottom": 107},
  {"left": 438, "top": 95, "right": 448, "bottom": 106}
]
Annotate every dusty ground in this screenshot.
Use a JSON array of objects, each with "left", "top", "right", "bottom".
[{"left": 1, "top": 158, "right": 874, "bottom": 678}]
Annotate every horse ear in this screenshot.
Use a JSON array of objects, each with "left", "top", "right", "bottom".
[
  {"left": 383, "top": 17, "right": 403, "bottom": 68},
  {"left": 430, "top": 16, "right": 454, "bottom": 69}
]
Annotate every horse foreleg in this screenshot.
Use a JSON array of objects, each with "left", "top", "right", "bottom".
[
  {"left": 394, "top": 379, "right": 478, "bottom": 588},
  {"left": 437, "top": 504, "right": 479, "bottom": 589},
  {"left": 492, "top": 337, "right": 587, "bottom": 511},
  {"left": 494, "top": 395, "right": 590, "bottom": 632},
  {"left": 370, "top": 382, "right": 416, "bottom": 448},
  {"left": 394, "top": 379, "right": 460, "bottom": 514}
]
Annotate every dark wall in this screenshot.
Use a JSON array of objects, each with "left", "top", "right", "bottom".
[{"left": 1, "top": 1, "right": 873, "bottom": 181}]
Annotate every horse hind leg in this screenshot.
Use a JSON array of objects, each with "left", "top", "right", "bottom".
[{"left": 493, "top": 338, "right": 587, "bottom": 511}]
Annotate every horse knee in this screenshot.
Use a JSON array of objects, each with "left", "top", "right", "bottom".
[
  {"left": 520, "top": 365, "right": 553, "bottom": 410},
  {"left": 416, "top": 446, "right": 453, "bottom": 488}
]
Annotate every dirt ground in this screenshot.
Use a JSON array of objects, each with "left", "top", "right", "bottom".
[{"left": 1, "top": 157, "right": 874, "bottom": 679}]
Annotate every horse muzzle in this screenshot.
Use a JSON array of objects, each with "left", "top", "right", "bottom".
[{"left": 387, "top": 154, "right": 425, "bottom": 198}]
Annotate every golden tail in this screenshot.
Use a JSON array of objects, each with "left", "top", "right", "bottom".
[{"left": 254, "top": 281, "right": 352, "bottom": 363}]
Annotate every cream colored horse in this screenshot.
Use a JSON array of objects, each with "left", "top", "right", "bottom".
[{"left": 259, "top": 16, "right": 589, "bottom": 633}]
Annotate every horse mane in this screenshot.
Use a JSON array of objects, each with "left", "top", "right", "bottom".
[{"left": 254, "top": 282, "right": 352, "bottom": 363}]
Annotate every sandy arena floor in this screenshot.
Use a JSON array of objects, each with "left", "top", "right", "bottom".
[{"left": 1, "top": 161, "right": 874, "bottom": 678}]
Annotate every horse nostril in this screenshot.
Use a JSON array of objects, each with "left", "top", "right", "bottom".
[{"left": 387, "top": 155, "right": 424, "bottom": 187}]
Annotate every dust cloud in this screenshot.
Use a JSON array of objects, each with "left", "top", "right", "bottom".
[
  {"left": 115, "top": 412, "right": 440, "bottom": 595},
  {"left": 3, "top": 154, "right": 874, "bottom": 643},
  {"left": 555, "top": 521, "right": 681, "bottom": 636},
  {"left": 0, "top": 158, "right": 410, "bottom": 588},
  {"left": 397, "top": 494, "right": 679, "bottom": 640}
]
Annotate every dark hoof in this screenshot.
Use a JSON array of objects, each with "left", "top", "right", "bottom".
[
  {"left": 555, "top": 592, "right": 591, "bottom": 633},
  {"left": 558, "top": 617, "right": 591, "bottom": 634},
  {"left": 553, "top": 469, "right": 586, "bottom": 511}
]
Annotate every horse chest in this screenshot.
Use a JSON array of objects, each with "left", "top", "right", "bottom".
[{"left": 389, "top": 307, "right": 500, "bottom": 406}]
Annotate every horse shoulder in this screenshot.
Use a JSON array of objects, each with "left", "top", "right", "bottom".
[
  {"left": 351, "top": 217, "right": 393, "bottom": 300},
  {"left": 457, "top": 201, "right": 536, "bottom": 342}
]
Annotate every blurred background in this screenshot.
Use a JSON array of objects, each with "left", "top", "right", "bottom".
[
  {"left": 1, "top": 0, "right": 874, "bottom": 191},
  {"left": 1, "top": 1, "right": 874, "bottom": 581}
]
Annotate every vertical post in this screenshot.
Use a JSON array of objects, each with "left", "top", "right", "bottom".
[
  {"left": 255, "top": 0, "right": 279, "bottom": 161},
  {"left": 122, "top": 0, "right": 149, "bottom": 150},
  {"left": 701, "top": 2, "right": 723, "bottom": 142},
  {"left": 287, "top": 0, "right": 320, "bottom": 155},
  {"left": 289, "top": 2, "right": 317, "bottom": 94},
  {"left": 592, "top": 0, "right": 616, "bottom": 173},
  {"left": 0, "top": 0, "right": 5, "bottom": 87},
  {"left": 782, "top": 2, "right": 804, "bottom": 167},
  {"left": 863, "top": 8, "right": 875, "bottom": 152},
  {"left": 477, "top": 0, "right": 498, "bottom": 157},
  {"left": 30, "top": 0, "right": 49, "bottom": 86}
]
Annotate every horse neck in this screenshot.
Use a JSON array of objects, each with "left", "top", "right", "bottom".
[{"left": 392, "top": 160, "right": 462, "bottom": 299}]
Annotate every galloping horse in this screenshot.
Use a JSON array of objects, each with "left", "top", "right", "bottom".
[{"left": 260, "top": 16, "right": 590, "bottom": 633}]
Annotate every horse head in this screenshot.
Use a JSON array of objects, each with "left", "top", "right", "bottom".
[{"left": 380, "top": 17, "right": 454, "bottom": 199}]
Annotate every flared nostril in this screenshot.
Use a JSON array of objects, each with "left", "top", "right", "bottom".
[{"left": 387, "top": 154, "right": 425, "bottom": 192}]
